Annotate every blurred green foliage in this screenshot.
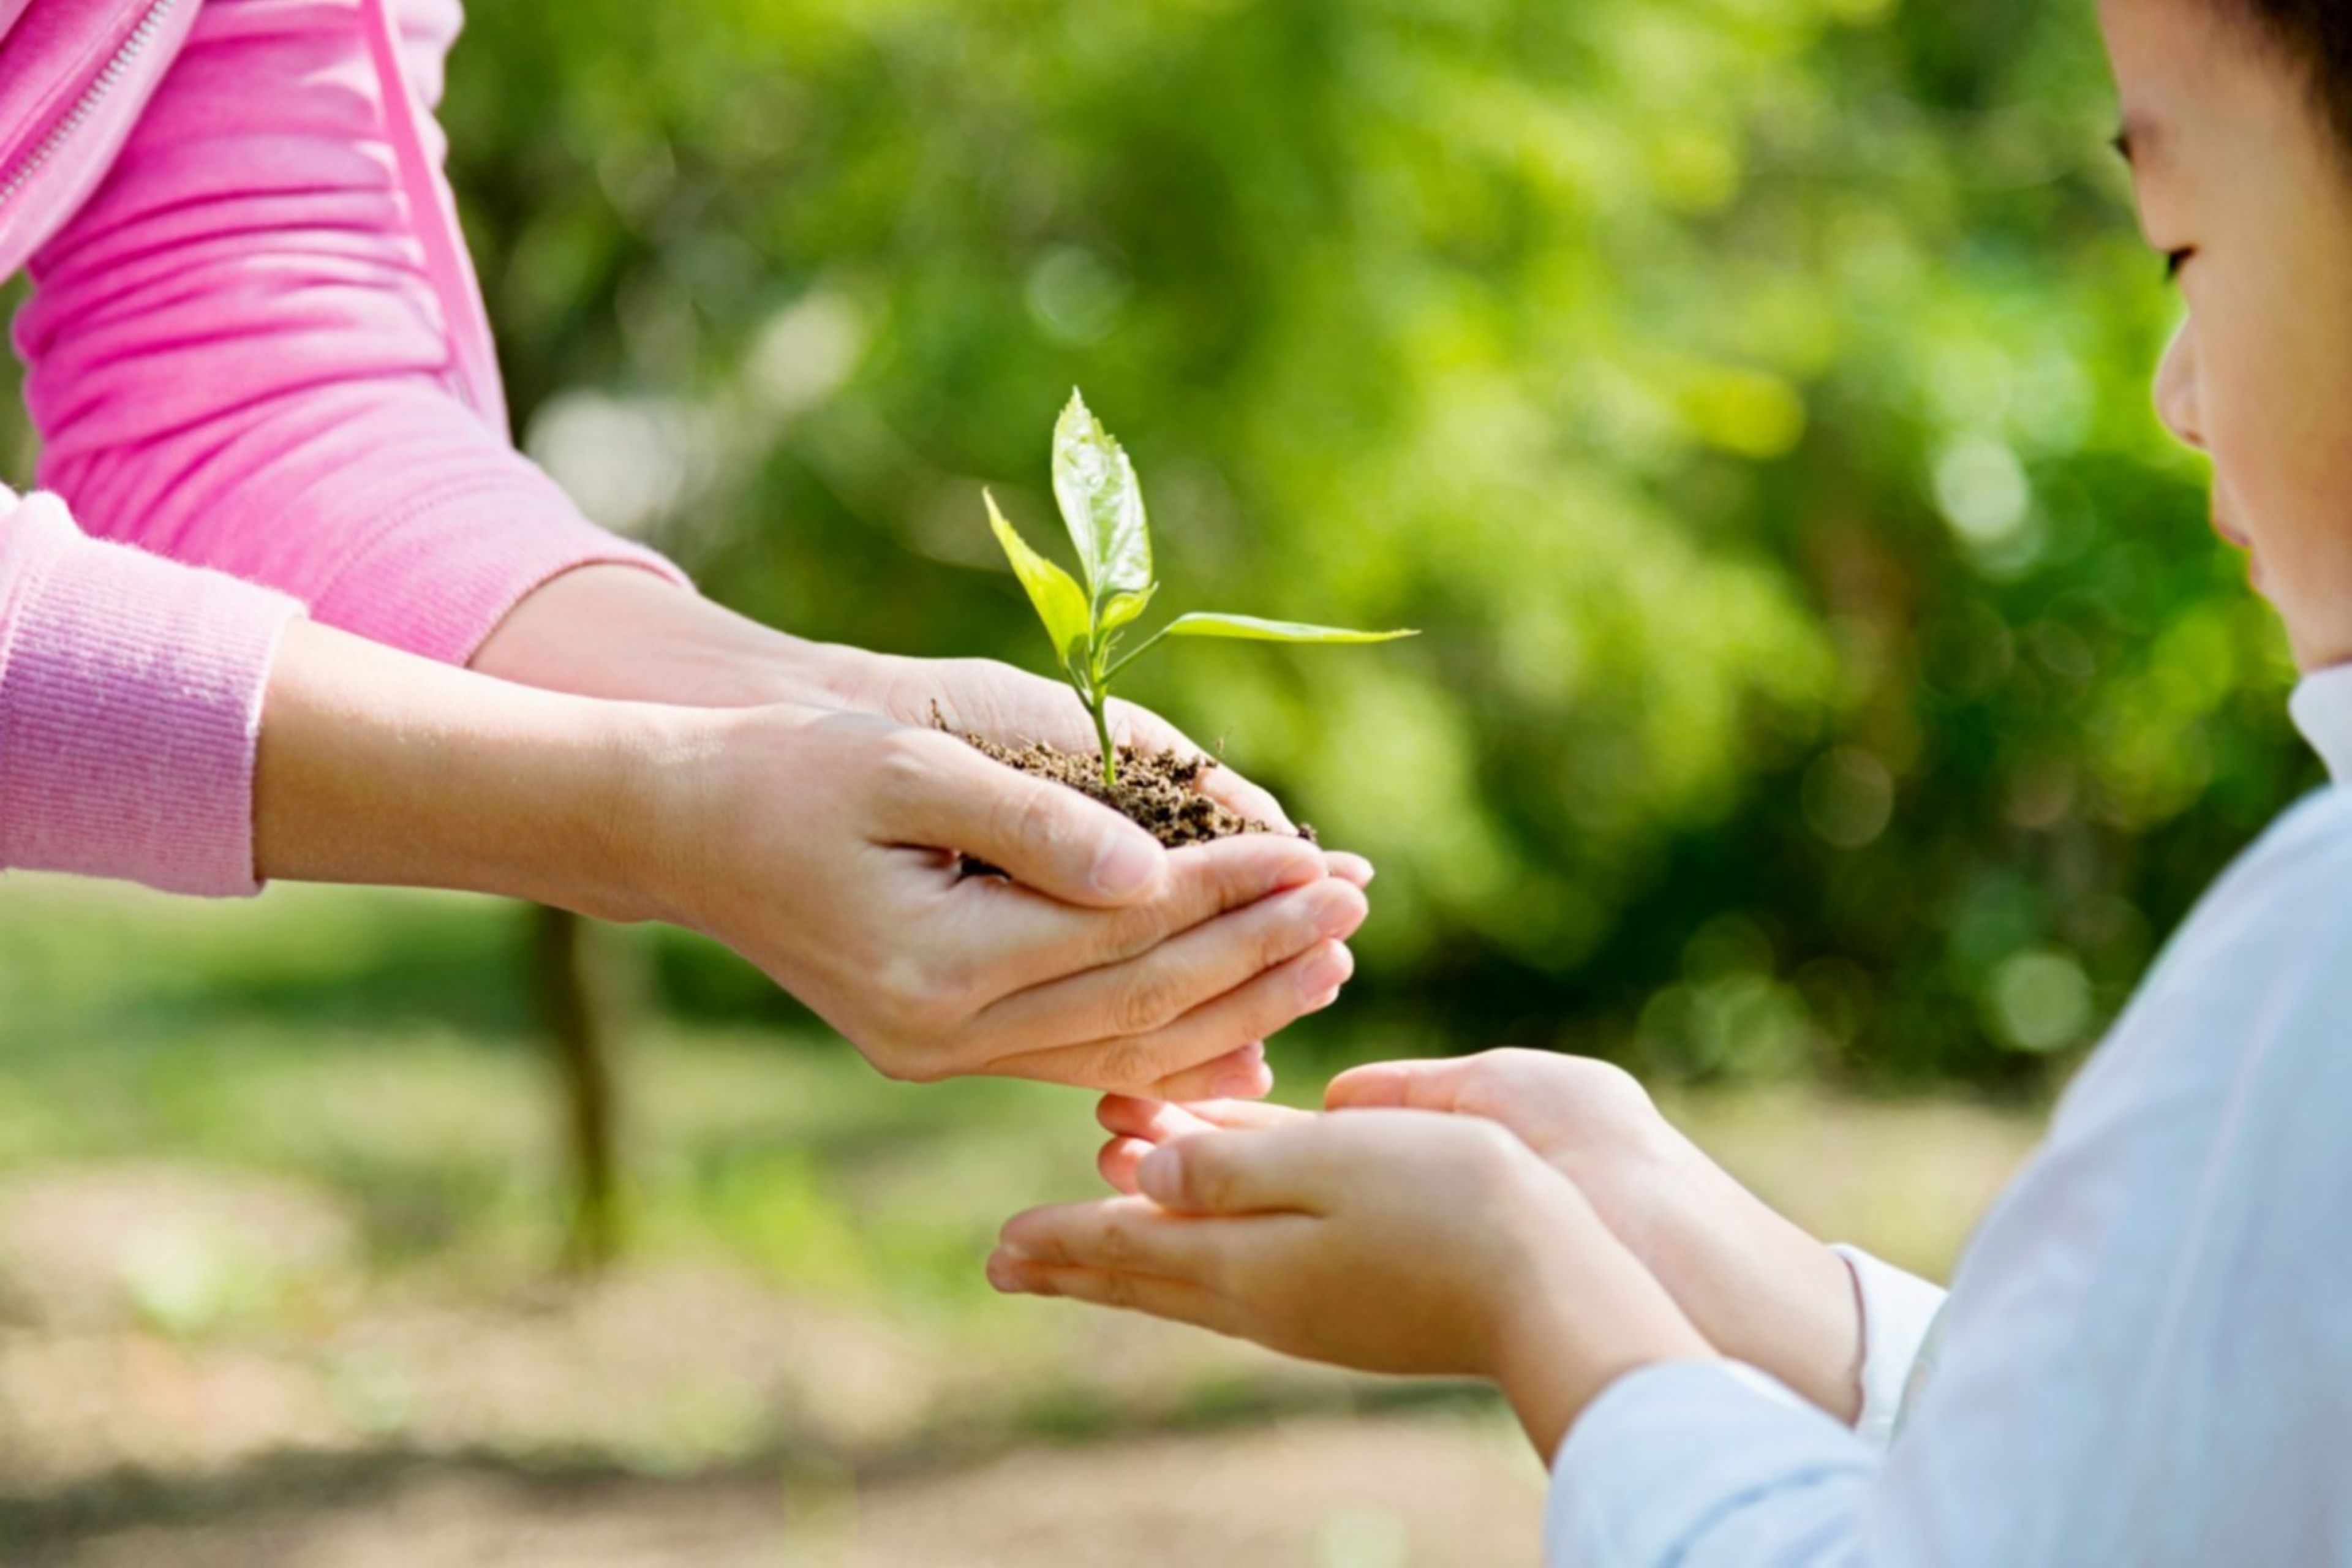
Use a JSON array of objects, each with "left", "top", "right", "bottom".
[
  {"left": 17, "top": 0, "right": 2308, "bottom": 1094},
  {"left": 445, "top": 0, "right": 2323, "bottom": 1091}
]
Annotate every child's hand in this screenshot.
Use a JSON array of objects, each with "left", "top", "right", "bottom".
[
  {"left": 1094, "top": 1050, "right": 1864, "bottom": 1421},
  {"left": 990, "top": 1110, "right": 1714, "bottom": 1455}
]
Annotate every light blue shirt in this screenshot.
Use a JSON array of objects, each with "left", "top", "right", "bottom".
[{"left": 1546, "top": 666, "right": 2352, "bottom": 1567}]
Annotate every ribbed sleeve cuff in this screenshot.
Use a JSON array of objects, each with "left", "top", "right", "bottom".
[
  {"left": 1830, "top": 1244, "right": 1949, "bottom": 1450},
  {"left": 0, "top": 494, "right": 304, "bottom": 897},
  {"left": 301, "top": 468, "right": 691, "bottom": 666},
  {"left": 1545, "top": 1360, "right": 1875, "bottom": 1567}
]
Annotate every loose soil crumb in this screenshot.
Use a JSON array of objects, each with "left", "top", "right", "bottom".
[{"left": 934, "top": 714, "right": 1313, "bottom": 872}]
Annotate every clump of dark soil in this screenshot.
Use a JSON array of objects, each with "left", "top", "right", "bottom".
[{"left": 937, "top": 717, "right": 1313, "bottom": 872}]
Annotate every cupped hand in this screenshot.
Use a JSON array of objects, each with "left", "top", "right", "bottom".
[
  {"left": 1091, "top": 1049, "right": 1864, "bottom": 1419},
  {"left": 473, "top": 567, "right": 1374, "bottom": 888},
  {"left": 989, "top": 1110, "right": 1712, "bottom": 1453},
  {"left": 639, "top": 701, "right": 1368, "bottom": 1099},
  {"left": 840, "top": 650, "right": 1372, "bottom": 885}
]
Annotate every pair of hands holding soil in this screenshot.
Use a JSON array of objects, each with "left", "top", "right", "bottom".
[
  {"left": 458, "top": 566, "right": 1373, "bottom": 1104},
  {"left": 989, "top": 1052, "right": 1871, "bottom": 1457}
]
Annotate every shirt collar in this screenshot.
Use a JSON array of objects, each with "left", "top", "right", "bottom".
[{"left": 2289, "top": 664, "right": 2352, "bottom": 785}]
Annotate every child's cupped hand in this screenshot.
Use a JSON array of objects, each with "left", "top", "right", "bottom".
[
  {"left": 1088, "top": 1050, "right": 1868, "bottom": 1422},
  {"left": 988, "top": 1110, "right": 1713, "bottom": 1451},
  {"left": 1095, "top": 1050, "right": 1672, "bottom": 1237}
]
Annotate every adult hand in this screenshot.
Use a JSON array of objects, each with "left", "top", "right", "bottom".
[
  {"left": 471, "top": 566, "right": 1373, "bottom": 887},
  {"left": 1090, "top": 1050, "right": 1864, "bottom": 1419},
  {"left": 262, "top": 619, "right": 1360, "bottom": 1098},
  {"left": 990, "top": 1110, "right": 1714, "bottom": 1455},
  {"left": 636, "top": 701, "right": 1367, "bottom": 1099}
]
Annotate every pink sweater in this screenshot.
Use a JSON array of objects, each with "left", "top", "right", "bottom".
[{"left": 0, "top": 0, "right": 687, "bottom": 896}]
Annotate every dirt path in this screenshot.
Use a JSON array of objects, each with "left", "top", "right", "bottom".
[{"left": 48, "top": 1412, "right": 1546, "bottom": 1568}]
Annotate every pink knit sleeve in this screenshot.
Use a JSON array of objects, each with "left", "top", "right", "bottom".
[
  {"left": 0, "top": 489, "right": 303, "bottom": 897},
  {"left": 10, "top": 0, "right": 690, "bottom": 668}
]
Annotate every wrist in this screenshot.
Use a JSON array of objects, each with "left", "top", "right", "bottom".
[
  {"left": 1640, "top": 1134, "right": 1864, "bottom": 1423},
  {"left": 255, "top": 618, "right": 695, "bottom": 923},
  {"left": 472, "top": 564, "right": 851, "bottom": 708},
  {"left": 1490, "top": 1227, "right": 1714, "bottom": 1461},
  {"left": 597, "top": 701, "right": 744, "bottom": 930}
]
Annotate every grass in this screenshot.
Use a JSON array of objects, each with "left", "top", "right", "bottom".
[{"left": 0, "top": 872, "right": 2045, "bottom": 1512}]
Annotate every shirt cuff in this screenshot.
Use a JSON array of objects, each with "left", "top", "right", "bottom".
[
  {"left": 1830, "top": 1243, "right": 1948, "bottom": 1449},
  {"left": 1545, "top": 1360, "right": 1875, "bottom": 1568},
  {"left": 301, "top": 466, "right": 691, "bottom": 667},
  {"left": 0, "top": 493, "right": 304, "bottom": 897}
]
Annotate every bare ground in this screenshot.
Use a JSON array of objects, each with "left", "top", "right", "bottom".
[{"left": 32, "top": 1411, "right": 1544, "bottom": 1568}]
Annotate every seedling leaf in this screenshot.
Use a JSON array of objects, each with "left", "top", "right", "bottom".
[
  {"left": 1161, "top": 612, "right": 1417, "bottom": 645},
  {"left": 1099, "top": 582, "right": 1159, "bottom": 636},
  {"left": 984, "top": 390, "right": 1417, "bottom": 790},
  {"left": 987, "top": 491, "right": 1093, "bottom": 666},
  {"left": 1052, "top": 390, "right": 1153, "bottom": 605}
]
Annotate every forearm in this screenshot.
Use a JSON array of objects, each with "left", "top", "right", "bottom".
[{"left": 254, "top": 618, "right": 684, "bottom": 921}]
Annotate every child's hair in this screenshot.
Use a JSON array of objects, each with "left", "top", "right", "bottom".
[{"left": 2236, "top": 1, "right": 2352, "bottom": 154}]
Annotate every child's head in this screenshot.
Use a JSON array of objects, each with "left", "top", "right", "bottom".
[{"left": 2102, "top": 1, "right": 2352, "bottom": 671}]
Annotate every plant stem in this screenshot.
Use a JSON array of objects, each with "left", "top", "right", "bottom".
[{"left": 1088, "top": 688, "right": 1118, "bottom": 787}]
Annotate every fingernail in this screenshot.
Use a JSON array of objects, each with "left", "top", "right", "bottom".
[
  {"left": 986, "top": 1253, "right": 1027, "bottom": 1292},
  {"left": 1092, "top": 833, "right": 1161, "bottom": 899},
  {"left": 1311, "top": 886, "right": 1365, "bottom": 941},
  {"left": 1297, "top": 944, "right": 1354, "bottom": 1004}
]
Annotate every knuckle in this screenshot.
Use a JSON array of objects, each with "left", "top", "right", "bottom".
[
  {"left": 1191, "top": 1153, "right": 1241, "bottom": 1215},
  {"left": 1092, "top": 1216, "right": 1136, "bottom": 1268},
  {"left": 1095, "top": 899, "right": 1181, "bottom": 965},
  {"left": 1093, "top": 1037, "right": 1162, "bottom": 1092},
  {"left": 995, "top": 780, "right": 1072, "bottom": 862},
  {"left": 878, "top": 965, "right": 967, "bottom": 1044},
  {"left": 1255, "top": 900, "right": 1313, "bottom": 970},
  {"left": 872, "top": 728, "right": 943, "bottom": 803},
  {"left": 1110, "top": 967, "right": 1193, "bottom": 1039}
]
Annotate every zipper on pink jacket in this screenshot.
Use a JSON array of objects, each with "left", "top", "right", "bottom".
[{"left": 0, "top": 0, "right": 176, "bottom": 212}]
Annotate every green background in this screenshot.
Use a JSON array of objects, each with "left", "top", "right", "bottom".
[{"left": 446, "top": 0, "right": 2310, "bottom": 1092}]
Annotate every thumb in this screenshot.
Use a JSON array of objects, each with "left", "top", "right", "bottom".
[
  {"left": 1138, "top": 1125, "right": 1337, "bottom": 1216},
  {"left": 1325, "top": 1056, "right": 1483, "bottom": 1114},
  {"left": 888, "top": 730, "right": 1167, "bottom": 907}
]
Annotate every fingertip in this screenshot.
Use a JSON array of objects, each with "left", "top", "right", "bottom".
[
  {"left": 1096, "top": 1093, "right": 1151, "bottom": 1134},
  {"left": 1090, "top": 826, "right": 1168, "bottom": 903},
  {"left": 1218, "top": 1039, "right": 1271, "bottom": 1097},
  {"left": 1325, "top": 851, "right": 1376, "bottom": 888},
  {"left": 1218, "top": 1059, "right": 1276, "bottom": 1101},
  {"left": 1324, "top": 1060, "right": 1403, "bottom": 1109},
  {"left": 1295, "top": 938, "right": 1356, "bottom": 1009},
  {"left": 986, "top": 1250, "right": 1026, "bottom": 1292},
  {"left": 1098, "top": 1136, "right": 1150, "bottom": 1194},
  {"left": 1147, "top": 1041, "right": 1270, "bottom": 1106},
  {"left": 1216, "top": 832, "right": 1332, "bottom": 894},
  {"left": 1316, "top": 881, "right": 1371, "bottom": 941}
]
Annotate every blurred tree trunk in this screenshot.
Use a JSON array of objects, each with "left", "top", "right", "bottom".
[{"left": 530, "top": 903, "right": 634, "bottom": 1272}]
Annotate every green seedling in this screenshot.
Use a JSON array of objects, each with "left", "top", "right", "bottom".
[{"left": 988, "top": 390, "right": 1415, "bottom": 788}]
